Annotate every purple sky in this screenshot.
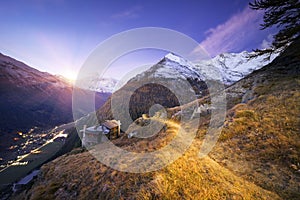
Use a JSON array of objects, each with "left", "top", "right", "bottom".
[{"left": 0, "top": 0, "right": 276, "bottom": 80}]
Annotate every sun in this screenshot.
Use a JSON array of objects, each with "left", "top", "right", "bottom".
[{"left": 62, "top": 69, "right": 77, "bottom": 83}]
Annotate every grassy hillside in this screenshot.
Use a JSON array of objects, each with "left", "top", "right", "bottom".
[
  {"left": 211, "top": 72, "right": 300, "bottom": 199},
  {"left": 14, "top": 135, "right": 280, "bottom": 200}
]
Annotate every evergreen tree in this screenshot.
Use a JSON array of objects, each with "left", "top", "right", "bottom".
[{"left": 249, "top": 0, "right": 300, "bottom": 57}]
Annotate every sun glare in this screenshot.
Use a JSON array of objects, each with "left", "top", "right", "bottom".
[{"left": 63, "top": 70, "right": 77, "bottom": 83}]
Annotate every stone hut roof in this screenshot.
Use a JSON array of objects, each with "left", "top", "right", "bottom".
[{"left": 102, "top": 120, "right": 119, "bottom": 129}]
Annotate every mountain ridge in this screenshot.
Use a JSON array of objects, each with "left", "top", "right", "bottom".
[{"left": 83, "top": 51, "right": 277, "bottom": 94}]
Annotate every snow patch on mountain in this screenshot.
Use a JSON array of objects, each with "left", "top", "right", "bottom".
[
  {"left": 165, "top": 53, "right": 194, "bottom": 67},
  {"left": 196, "top": 51, "right": 278, "bottom": 84},
  {"left": 84, "top": 77, "right": 118, "bottom": 93},
  {"left": 131, "top": 53, "right": 204, "bottom": 82}
]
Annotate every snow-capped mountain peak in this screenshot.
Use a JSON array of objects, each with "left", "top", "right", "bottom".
[
  {"left": 129, "top": 51, "right": 278, "bottom": 87},
  {"left": 196, "top": 51, "right": 278, "bottom": 84},
  {"left": 77, "top": 76, "right": 118, "bottom": 93},
  {"left": 164, "top": 53, "right": 194, "bottom": 67},
  {"left": 131, "top": 53, "right": 203, "bottom": 82},
  {"left": 88, "top": 77, "right": 118, "bottom": 93}
]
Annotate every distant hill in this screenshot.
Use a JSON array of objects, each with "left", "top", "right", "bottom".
[{"left": 16, "top": 38, "right": 300, "bottom": 199}]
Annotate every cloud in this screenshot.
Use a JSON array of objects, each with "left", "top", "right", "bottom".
[
  {"left": 112, "top": 6, "right": 142, "bottom": 19},
  {"left": 260, "top": 34, "right": 273, "bottom": 49},
  {"left": 193, "top": 7, "right": 264, "bottom": 57}
]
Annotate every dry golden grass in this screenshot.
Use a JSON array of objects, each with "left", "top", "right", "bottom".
[
  {"left": 14, "top": 117, "right": 281, "bottom": 200},
  {"left": 211, "top": 77, "right": 300, "bottom": 199},
  {"left": 141, "top": 140, "right": 280, "bottom": 200}
]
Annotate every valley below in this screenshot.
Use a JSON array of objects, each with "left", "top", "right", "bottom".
[{"left": 0, "top": 122, "right": 80, "bottom": 199}]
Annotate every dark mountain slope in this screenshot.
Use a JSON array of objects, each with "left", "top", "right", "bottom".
[
  {"left": 0, "top": 53, "right": 110, "bottom": 133},
  {"left": 0, "top": 53, "right": 73, "bottom": 133},
  {"left": 0, "top": 53, "right": 110, "bottom": 164}
]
